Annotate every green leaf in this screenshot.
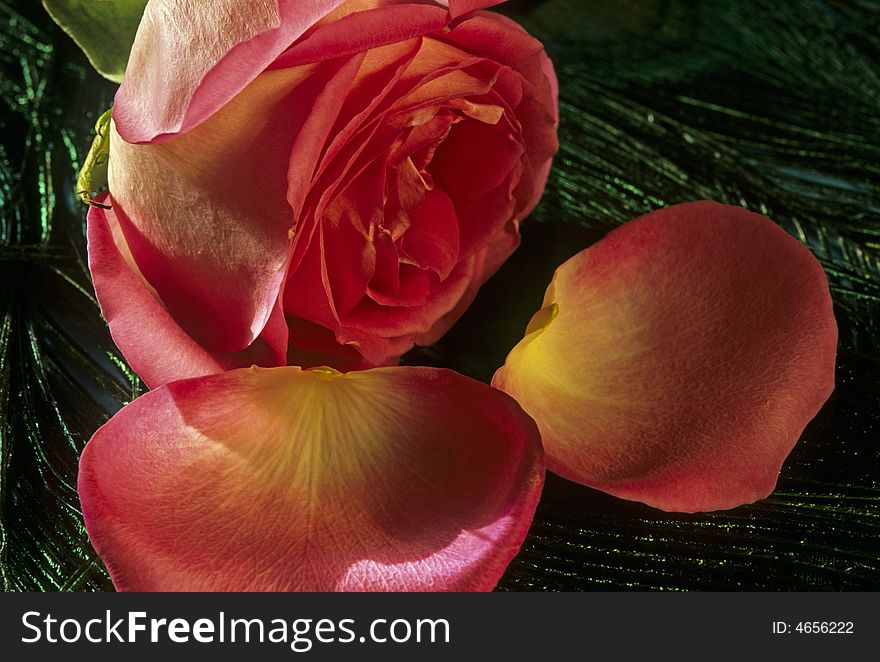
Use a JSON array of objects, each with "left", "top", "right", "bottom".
[{"left": 42, "top": 0, "right": 147, "bottom": 83}]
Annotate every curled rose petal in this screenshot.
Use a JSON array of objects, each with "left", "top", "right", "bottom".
[
  {"left": 438, "top": 0, "right": 507, "bottom": 19},
  {"left": 492, "top": 201, "right": 837, "bottom": 513},
  {"left": 79, "top": 366, "right": 544, "bottom": 591},
  {"left": 107, "top": 66, "right": 311, "bottom": 354},
  {"left": 114, "top": 0, "right": 346, "bottom": 143},
  {"left": 86, "top": 197, "right": 288, "bottom": 388},
  {"left": 114, "top": 0, "right": 508, "bottom": 144}
]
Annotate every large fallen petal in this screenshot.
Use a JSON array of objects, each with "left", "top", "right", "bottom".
[
  {"left": 492, "top": 201, "right": 837, "bottom": 512},
  {"left": 79, "top": 366, "right": 544, "bottom": 591}
]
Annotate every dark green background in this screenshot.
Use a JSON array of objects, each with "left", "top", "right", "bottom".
[{"left": 1, "top": 0, "right": 877, "bottom": 591}]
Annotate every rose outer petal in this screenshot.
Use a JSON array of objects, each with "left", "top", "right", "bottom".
[
  {"left": 270, "top": 3, "right": 449, "bottom": 68},
  {"left": 87, "top": 198, "right": 288, "bottom": 388},
  {"left": 492, "top": 201, "right": 837, "bottom": 513},
  {"left": 113, "top": 1, "right": 505, "bottom": 144},
  {"left": 79, "top": 366, "right": 544, "bottom": 591},
  {"left": 108, "top": 66, "right": 310, "bottom": 355},
  {"left": 113, "top": 0, "right": 346, "bottom": 144},
  {"left": 445, "top": 12, "right": 559, "bottom": 219},
  {"left": 441, "top": 0, "right": 507, "bottom": 19}
]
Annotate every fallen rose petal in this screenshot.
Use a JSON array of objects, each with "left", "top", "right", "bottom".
[
  {"left": 79, "top": 366, "right": 544, "bottom": 591},
  {"left": 492, "top": 201, "right": 837, "bottom": 513}
]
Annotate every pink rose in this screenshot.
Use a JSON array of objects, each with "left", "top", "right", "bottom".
[{"left": 88, "top": 0, "right": 558, "bottom": 386}]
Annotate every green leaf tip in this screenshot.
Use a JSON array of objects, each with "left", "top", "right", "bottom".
[
  {"left": 42, "top": 0, "right": 148, "bottom": 83},
  {"left": 77, "top": 108, "right": 113, "bottom": 209}
]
